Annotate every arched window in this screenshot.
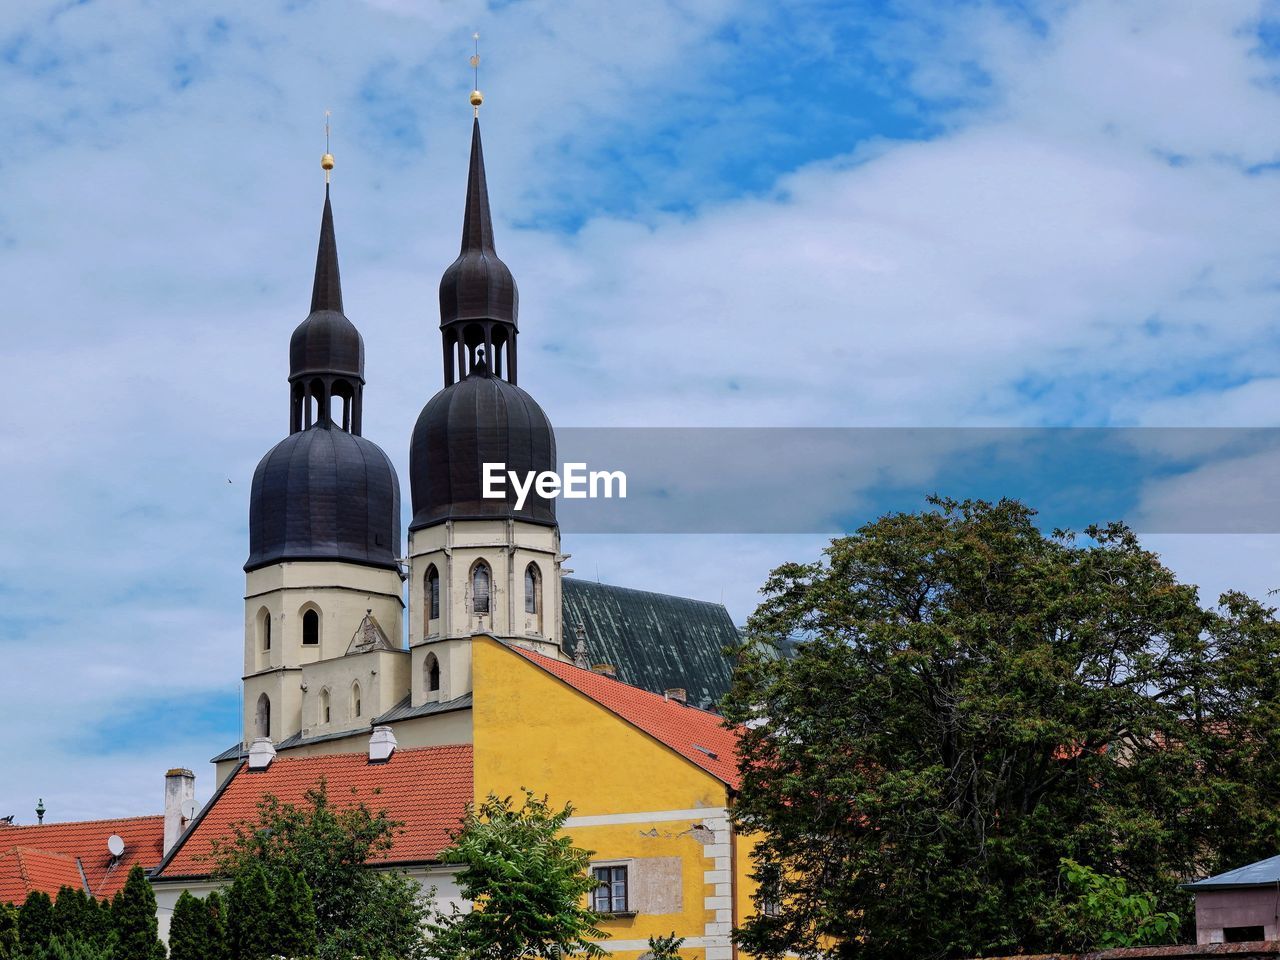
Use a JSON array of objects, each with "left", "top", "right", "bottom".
[
  {"left": 352, "top": 682, "right": 362, "bottom": 718},
  {"left": 255, "top": 693, "right": 271, "bottom": 738},
  {"left": 425, "top": 565, "right": 440, "bottom": 622},
  {"left": 260, "top": 609, "right": 272, "bottom": 651},
  {"left": 471, "top": 561, "right": 491, "bottom": 615},
  {"left": 524, "top": 563, "right": 540, "bottom": 614},
  {"left": 302, "top": 608, "right": 319, "bottom": 646},
  {"left": 425, "top": 654, "right": 441, "bottom": 694},
  {"left": 319, "top": 688, "right": 331, "bottom": 724}
]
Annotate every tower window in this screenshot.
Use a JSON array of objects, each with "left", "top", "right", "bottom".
[
  {"left": 524, "top": 563, "right": 539, "bottom": 614},
  {"left": 255, "top": 693, "right": 271, "bottom": 739},
  {"left": 320, "top": 688, "right": 330, "bottom": 724},
  {"left": 426, "top": 565, "right": 440, "bottom": 621},
  {"left": 471, "top": 562, "right": 491, "bottom": 615},
  {"left": 352, "top": 682, "right": 362, "bottom": 718},
  {"left": 302, "top": 608, "right": 319, "bottom": 646},
  {"left": 426, "top": 654, "right": 441, "bottom": 693},
  {"left": 260, "top": 610, "right": 272, "bottom": 651}
]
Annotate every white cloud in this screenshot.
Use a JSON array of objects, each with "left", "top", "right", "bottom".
[{"left": 5, "top": 0, "right": 1280, "bottom": 817}]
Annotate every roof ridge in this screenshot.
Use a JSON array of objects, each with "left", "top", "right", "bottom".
[
  {"left": 260, "top": 741, "right": 473, "bottom": 765},
  {"left": 4, "top": 846, "right": 76, "bottom": 857},
  {"left": 562, "top": 577, "right": 731, "bottom": 610},
  {"left": 6, "top": 813, "right": 163, "bottom": 829},
  {"left": 516, "top": 645, "right": 728, "bottom": 719},
  {"left": 502, "top": 641, "right": 740, "bottom": 788}
]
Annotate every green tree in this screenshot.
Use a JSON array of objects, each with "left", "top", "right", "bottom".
[
  {"left": 20, "top": 936, "right": 114, "bottom": 960},
  {"left": 212, "top": 779, "right": 431, "bottom": 959},
  {"left": 112, "top": 866, "right": 164, "bottom": 960},
  {"left": 202, "top": 891, "right": 228, "bottom": 960},
  {"left": 18, "top": 892, "right": 54, "bottom": 954},
  {"left": 226, "top": 862, "right": 274, "bottom": 960},
  {"left": 0, "top": 903, "right": 18, "bottom": 960},
  {"left": 169, "top": 890, "right": 227, "bottom": 960},
  {"left": 645, "top": 933, "right": 685, "bottom": 960},
  {"left": 723, "top": 497, "right": 1280, "bottom": 959},
  {"left": 273, "top": 870, "right": 318, "bottom": 958},
  {"left": 1053, "top": 860, "right": 1179, "bottom": 949},
  {"left": 50, "top": 888, "right": 107, "bottom": 949},
  {"left": 430, "top": 790, "right": 606, "bottom": 960}
]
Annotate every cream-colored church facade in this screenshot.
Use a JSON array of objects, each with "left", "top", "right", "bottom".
[{"left": 224, "top": 515, "right": 564, "bottom": 784}]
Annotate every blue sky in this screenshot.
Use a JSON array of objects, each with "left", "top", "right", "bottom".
[{"left": 5, "top": 0, "right": 1280, "bottom": 820}]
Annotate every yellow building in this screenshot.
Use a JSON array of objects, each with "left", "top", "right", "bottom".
[{"left": 154, "top": 635, "right": 756, "bottom": 958}]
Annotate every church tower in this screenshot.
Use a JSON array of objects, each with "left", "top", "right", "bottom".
[
  {"left": 407, "top": 111, "right": 566, "bottom": 706},
  {"left": 242, "top": 167, "right": 406, "bottom": 748}
]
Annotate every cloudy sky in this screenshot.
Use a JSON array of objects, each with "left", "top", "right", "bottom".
[{"left": 4, "top": 0, "right": 1280, "bottom": 820}]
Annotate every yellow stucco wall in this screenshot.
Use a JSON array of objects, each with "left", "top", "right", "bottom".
[{"left": 471, "top": 635, "right": 735, "bottom": 960}]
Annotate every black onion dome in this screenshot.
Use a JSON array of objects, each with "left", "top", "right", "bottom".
[
  {"left": 409, "top": 367, "right": 556, "bottom": 530},
  {"left": 290, "top": 187, "right": 364, "bottom": 381},
  {"left": 246, "top": 425, "right": 401, "bottom": 571},
  {"left": 290, "top": 311, "right": 364, "bottom": 381},
  {"left": 439, "top": 119, "right": 518, "bottom": 329}
]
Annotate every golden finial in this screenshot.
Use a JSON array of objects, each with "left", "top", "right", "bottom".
[
  {"left": 469, "top": 33, "right": 483, "bottom": 116},
  {"left": 321, "top": 109, "right": 335, "bottom": 182}
]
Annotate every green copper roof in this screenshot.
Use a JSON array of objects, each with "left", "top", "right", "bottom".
[{"left": 561, "top": 578, "right": 738, "bottom": 708}]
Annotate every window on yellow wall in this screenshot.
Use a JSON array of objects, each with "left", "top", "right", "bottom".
[
  {"left": 758, "top": 862, "right": 783, "bottom": 917},
  {"left": 591, "top": 865, "right": 628, "bottom": 914}
]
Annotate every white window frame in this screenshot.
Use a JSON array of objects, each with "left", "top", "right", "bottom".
[{"left": 590, "top": 860, "right": 634, "bottom": 915}]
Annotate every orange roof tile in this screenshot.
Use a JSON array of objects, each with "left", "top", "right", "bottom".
[
  {"left": 0, "top": 815, "right": 163, "bottom": 902},
  {"left": 511, "top": 645, "right": 743, "bottom": 789},
  {"left": 0, "top": 848, "right": 84, "bottom": 904},
  {"left": 157, "top": 744, "right": 472, "bottom": 879}
]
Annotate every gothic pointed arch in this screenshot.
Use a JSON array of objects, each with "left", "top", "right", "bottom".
[
  {"left": 258, "top": 607, "right": 272, "bottom": 651},
  {"left": 255, "top": 693, "right": 271, "bottom": 739},
  {"left": 424, "top": 653, "right": 441, "bottom": 697},
  {"left": 425, "top": 564, "right": 441, "bottom": 625},
  {"left": 300, "top": 604, "right": 321, "bottom": 646},
  {"left": 470, "top": 559, "right": 492, "bottom": 615}
]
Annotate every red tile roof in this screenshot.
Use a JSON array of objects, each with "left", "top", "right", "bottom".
[
  {"left": 511, "top": 646, "right": 743, "bottom": 789},
  {"left": 0, "top": 848, "right": 84, "bottom": 904},
  {"left": 0, "top": 815, "right": 164, "bottom": 902},
  {"left": 157, "top": 744, "right": 472, "bottom": 879}
]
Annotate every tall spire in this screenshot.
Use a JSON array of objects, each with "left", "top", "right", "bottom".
[
  {"left": 460, "top": 119, "right": 496, "bottom": 255},
  {"left": 310, "top": 185, "right": 344, "bottom": 315},
  {"left": 438, "top": 111, "right": 519, "bottom": 386},
  {"left": 288, "top": 148, "right": 365, "bottom": 436}
]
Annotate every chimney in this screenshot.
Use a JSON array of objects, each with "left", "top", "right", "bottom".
[
  {"left": 247, "top": 737, "right": 276, "bottom": 771},
  {"left": 664, "top": 687, "right": 688, "bottom": 705},
  {"left": 369, "top": 726, "right": 397, "bottom": 763},
  {"left": 163, "top": 768, "right": 195, "bottom": 855},
  {"left": 590, "top": 663, "right": 617, "bottom": 678}
]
